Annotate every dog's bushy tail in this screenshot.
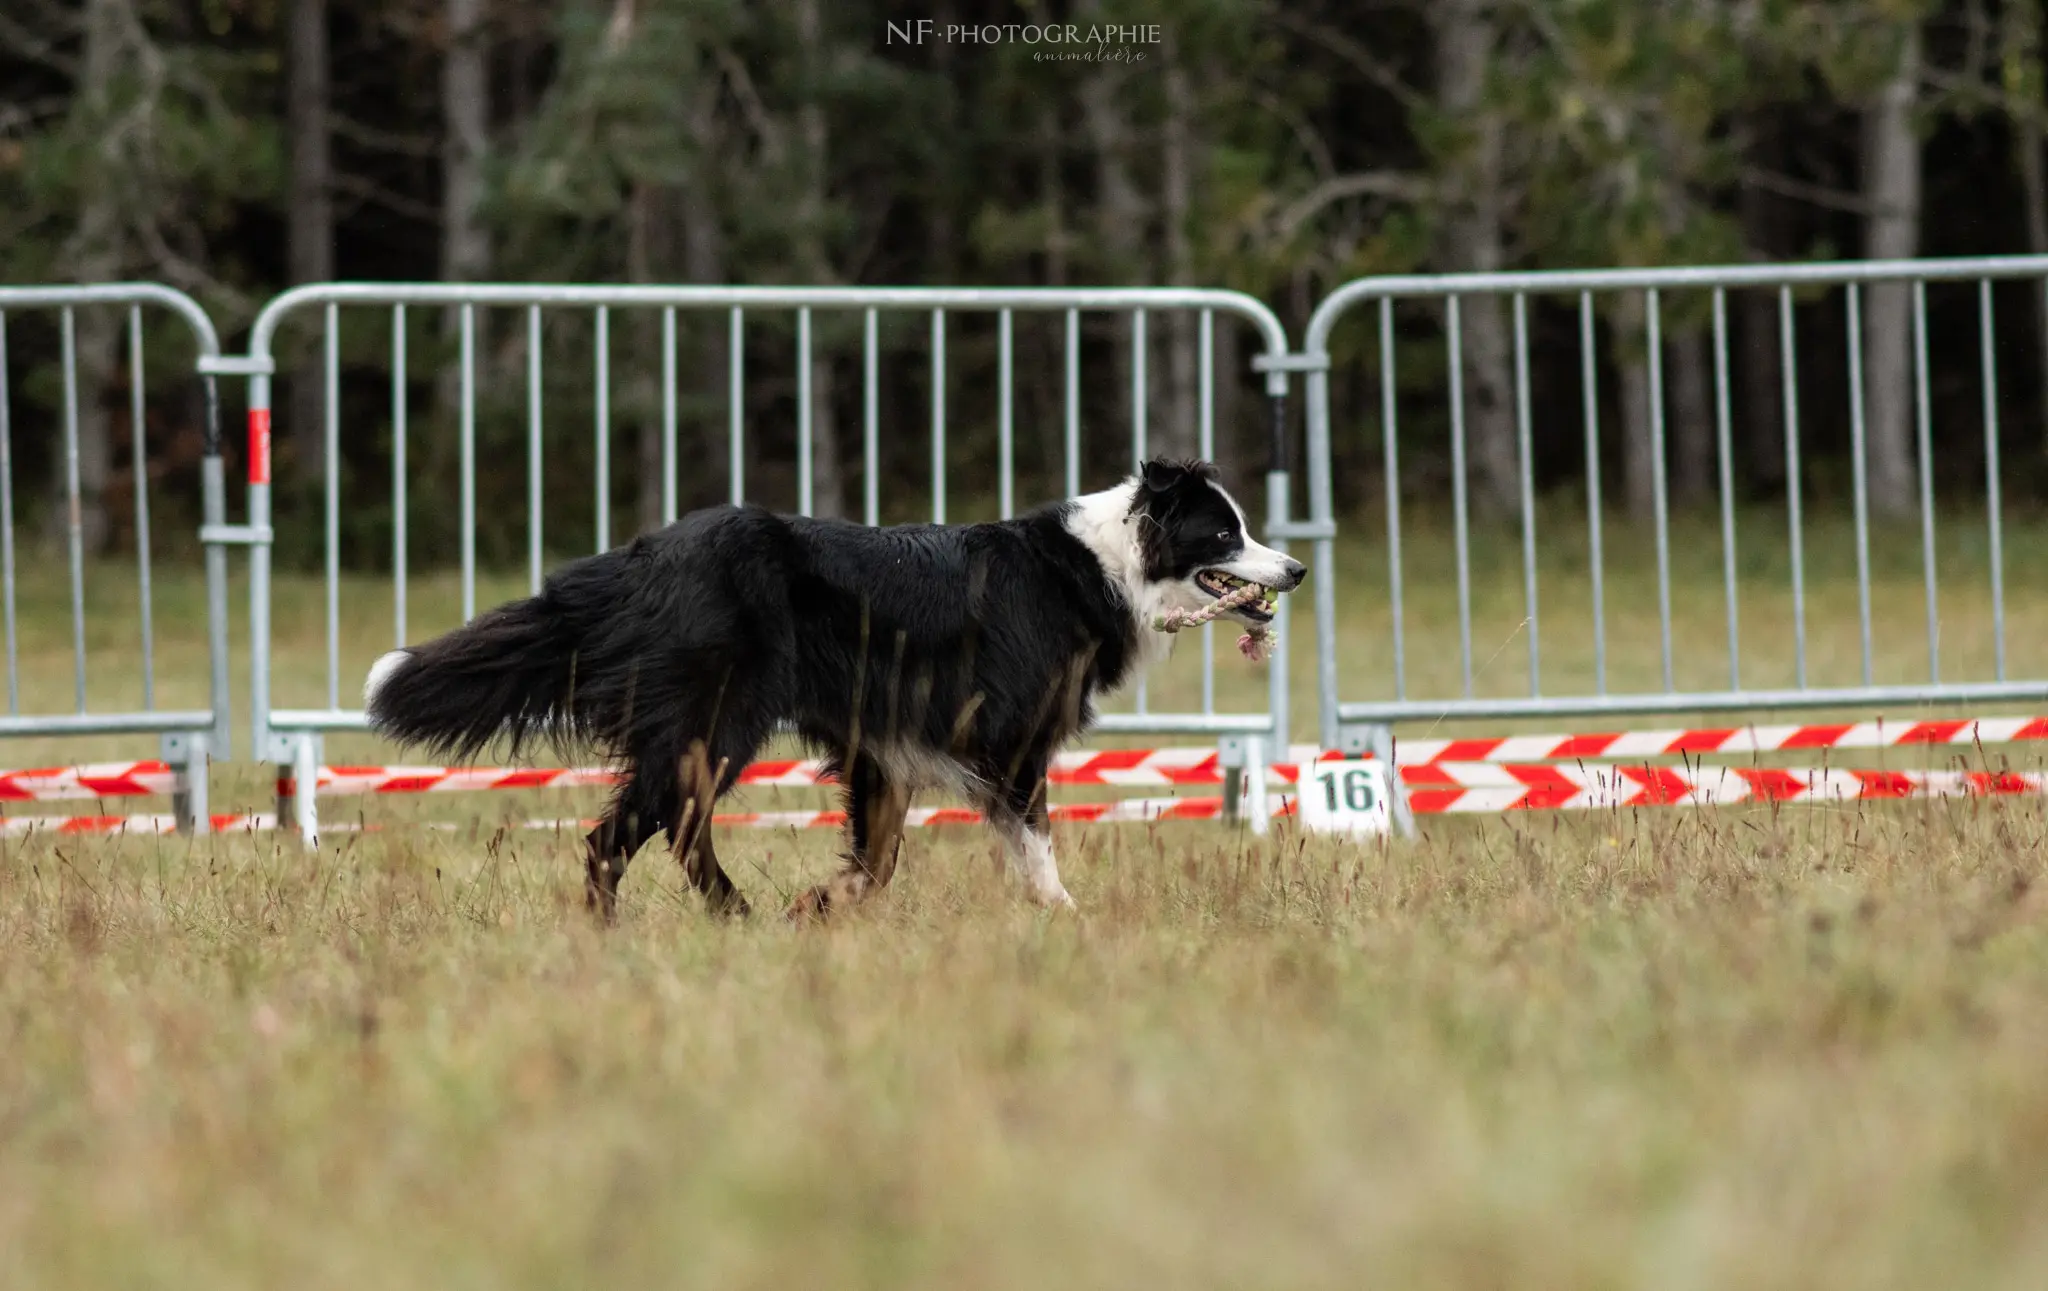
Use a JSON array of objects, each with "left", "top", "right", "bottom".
[{"left": 365, "top": 550, "right": 629, "bottom": 761}]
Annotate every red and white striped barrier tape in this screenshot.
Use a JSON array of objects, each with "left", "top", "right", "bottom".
[
  {"left": 300, "top": 749, "right": 1250, "bottom": 796},
  {"left": 1398, "top": 764, "right": 2048, "bottom": 814},
  {"left": 0, "top": 761, "right": 178, "bottom": 801},
  {"left": 0, "top": 795, "right": 1251, "bottom": 837},
  {"left": 1391, "top": 715, "right": 2048, "bottom": 765},
  {"left": 11, "top": 766, "right": 2047, "bottom": 837},
  {"left": 6, "top": 715, "right": 2046, "bottom": 806},
  {"left": 290, "top": 712, "right": 2048, "bottom": 797}
]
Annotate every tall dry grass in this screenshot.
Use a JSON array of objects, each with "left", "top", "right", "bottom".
[{"left": 6, "top": 803, "right": 2048, "bottom": 1288}]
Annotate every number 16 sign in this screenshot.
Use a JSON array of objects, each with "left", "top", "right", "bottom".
[{"left": 1295, "top": 756, "right": 1393, "bottom": 838}]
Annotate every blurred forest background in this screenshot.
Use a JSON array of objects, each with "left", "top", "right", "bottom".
[{"left": 3, "top": 0, "right": 2047, "bottom": 566}]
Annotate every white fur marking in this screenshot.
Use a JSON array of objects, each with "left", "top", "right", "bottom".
[
  {"left": 364, "top": 650, "right": 408, "bottom": 709},
  {"left": 1061, "top": 480, "right": 1180, "bottom": 672},
  {"left": 999, "top": 823, "right": 1073, "bottom": 908}
]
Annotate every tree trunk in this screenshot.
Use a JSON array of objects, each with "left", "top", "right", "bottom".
[
  {"left": 1613, "top": 291, "right": 1660, "bottom": 526},
  {"left": 1861, "top": 23, "right": 1921, "bottom": 518},
  {"left": 1433, "top": 0, "right": 1517, "bottom": 518},
  {"left": 1156, "top": 33, "right": 1199, "bottom": 463},
  {"left": 627, "top": 182, "right": 664, "bottom": 534},
  {"left": 1036, "top": 103, "right": 1067, "bottom": 478},
  {"left": 58, "top": 0, "right": 130, "bottom": 555},
  {"left": 682, "top": 79, "right": 728, "bottom": 503},
  {"left": 286, "top": 0, "right": 332, "bottom": 485},
  {"left": 1668, "top": 332, "right": 1713, "bottom": 505},
  {"left": 441, "top": 0, "right": 491, "bottom": 284},
  {"left": 927, "top": 0, "right": 959, "bottom": 285},
  {"left": 1216, "top": 318, "right": 1242, "bottom": 479},
  {"left": 794, "top": 0, "right": 843, "bottom": 517},
  {"left": 1738, "top": 132, "right": 1784, "bottom": 490},
  {"left": 438, "top": 0, "right": 491, "bottom": 431},
  {"left": 2006, "top": 0, "right": 2048, "bottom": 455},
  {"left": 1079, "top": 0, "right": 1147, "bottom": 478}
]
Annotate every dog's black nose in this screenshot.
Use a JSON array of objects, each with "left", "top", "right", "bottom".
[{"left": 1280, "top": 557, "right": 1306, "bottom": 590}]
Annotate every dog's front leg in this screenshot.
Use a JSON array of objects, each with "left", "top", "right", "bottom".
[
  {"left": 992, "top": 779, "right": 1074, "bottom": 910},
  {"left": 788, "top": 752, "right": 909, "bottom": 922},
  {"left": 1006, "top": 822, "right": 1074, "bottom": 910}
]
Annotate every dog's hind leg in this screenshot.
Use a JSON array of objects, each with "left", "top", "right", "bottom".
[
  {"left": 672, "top": 737, "right": 751, "bottom": 917},
  {"left": 787, "top": 752, "right": 910, "bottom": 922},
  {"left": 584, "top": 762, "right": 676, "bottom": 923}
]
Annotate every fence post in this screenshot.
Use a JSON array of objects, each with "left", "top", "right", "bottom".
[
  {"left": 163, "top": 731, "right": 209, "bottom": 835},
  {"left": 275, "top": 732, "right": 321, "bottom": 848}
]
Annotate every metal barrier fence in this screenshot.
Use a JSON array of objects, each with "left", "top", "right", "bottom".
[
  {"left": 1302, "top": 256, "right": 2048, "bottom": 832},
  {"left": 233, "top": 284, "right": 1302, "bottom": 843},
  {"left": 18, "top": 258, "right": 2048, "bottom": 847},
  {"left": 0, "top": 285, "right": 237, "bottom": 830}
]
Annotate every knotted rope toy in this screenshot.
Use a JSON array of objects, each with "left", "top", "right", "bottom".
[{"left": 1152, "top": 579, "right": 1278, "bottom": 663}]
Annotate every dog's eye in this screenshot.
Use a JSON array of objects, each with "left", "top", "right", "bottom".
[{"left": 1216, "top": 530, "right": 1233, "bottom": 542}]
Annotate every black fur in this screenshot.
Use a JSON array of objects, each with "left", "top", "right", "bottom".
[{"left": 365, "top": 458, "right": 1296, "bottom": 916}]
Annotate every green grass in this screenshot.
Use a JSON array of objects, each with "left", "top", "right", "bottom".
[{"left": 4, "top": 511, "right": 2048, "bottom": 1287}]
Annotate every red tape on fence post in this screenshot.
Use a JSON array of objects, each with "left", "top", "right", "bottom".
[{"left": 247, "top": 408, "right": 271, "bottom": 485}]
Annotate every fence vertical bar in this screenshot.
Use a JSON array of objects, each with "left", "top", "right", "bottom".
[
  {"left": 248, "top": 354, "right": 274, "bottom": 765},
  {"left": 60, "top": 308, "right": 85, "bottom": 712},
  {"left": 460, "top": 304, "right": 476, "bottom": 622},
  {"left": 594, "top": 305, "right": 610, "bottom": 551},
  {"left": 129, "top": 307, "right": 154, "bottom": 708},
  {"left": 1132, "top": 308, "right": 1148, "bottom": 712},
  {"left": 1712, "top": 288, "right": 1739, "bottom": 689},
  {"left": 0, "top": 311, "right": 13, "bottom": 713},
  {"left": 1513, "top": 293, "right": 1538, "bottom": 696},
  {"left": 1645, "top": 289, "right": 1674, "bottom": 691},
  {"left": 797, "top": 307, "right": 814, "bottom": 517},
  {"left": 1198, "top": 308, "right": 1215, "bottom": 712},
  {"left": 1446, "top": 295, "right": 1474, "bottom": 696},
  {"left": 196, "top": 354, "right": 229, "bottom": 772},
  {"left": 1579, "top": 292, "right": 1606, "bottom": 693},
  {"left": 931, "top": 309, "right": 946, "bottom": 523},
  {"left": 527, "top": 306, "right": 542, "bottom": 595},
  {"left": 1912, "top": 280, "right": 1938, "bottom": 682},
  {"left": 1307, "top": 322, "right": 1342, "bottom": 749},
  {"left": 324, "top": 304, "right": 340, "bottom": 709},
  {"left": 1981, "top": 280, "right": 2007, "bottom": 681},
  {"left": 998, "top": 309, "right": 1015, "bottom": 520},
  {"left": 1845, "top": 284, "right": 1875, "bottom": 685},
  {"left": 1780, "top": 287, "right": 1808, "bottom": 688},
  {"left": 1064, "top": 309, "right": 1081, "bottom": 497},
  {"left": 729, "top": 308, "right": 745, "bottom": 505},
  {"left": 662, "top": 306, "right": 678, "bottom": 524},
  {"left": 864, "top": 308, "right": 879, "bottom": 527},
  {"left": 1131, "top": 310, "right": 1148, "bottom": 471},
  {"left": 393, "top": 305, "right": 409, "bottom": 643},
  {"left": 1381, "top": 297, "right": 1406, "bottom": 701}
]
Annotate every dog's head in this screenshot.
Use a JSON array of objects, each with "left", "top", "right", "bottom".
[{"left": 1120, "top": 458, "right": 1305, "bottom": 627}]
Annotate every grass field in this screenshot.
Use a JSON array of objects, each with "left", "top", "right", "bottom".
[{"left": 5, "top": 508, "right": 2048, "bottom": 1287}]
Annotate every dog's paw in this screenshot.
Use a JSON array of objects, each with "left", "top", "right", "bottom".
[
  {"left": 1034, "top": 884, "right": 1077, "bottom": 912},
  {"left": 785, "top": 885, "right": 832, "bottom": 924},
  {"left": 785, "top": 873, "right": 868, "bottom": 924}
]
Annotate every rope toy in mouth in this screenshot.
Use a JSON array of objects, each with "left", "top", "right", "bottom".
[{"left": 1151, "top": 581, "right": 1276, "bottom": 663}]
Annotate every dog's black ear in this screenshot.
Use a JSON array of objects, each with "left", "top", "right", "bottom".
[{"left": 1140, "top": 459, "right": 1187, "bottom": 493}]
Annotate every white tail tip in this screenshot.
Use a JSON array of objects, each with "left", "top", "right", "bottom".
[{"left": 364, "top": 650, "right": 409, "bottom": 709}]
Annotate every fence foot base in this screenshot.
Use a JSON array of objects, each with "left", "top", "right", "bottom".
[
  {"left": 162, "top": 732, "right": 211, "bottom": 836},
  {"left": 273, "top": 732, "right": 321, "bottom": 849},
  {"left": 1219, "top": 734, "right": 1272, "bottom": 836}
]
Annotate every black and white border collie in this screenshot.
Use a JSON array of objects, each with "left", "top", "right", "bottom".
[{"left": 363, "top": 458, "right": 1303, "bottom": 921}]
